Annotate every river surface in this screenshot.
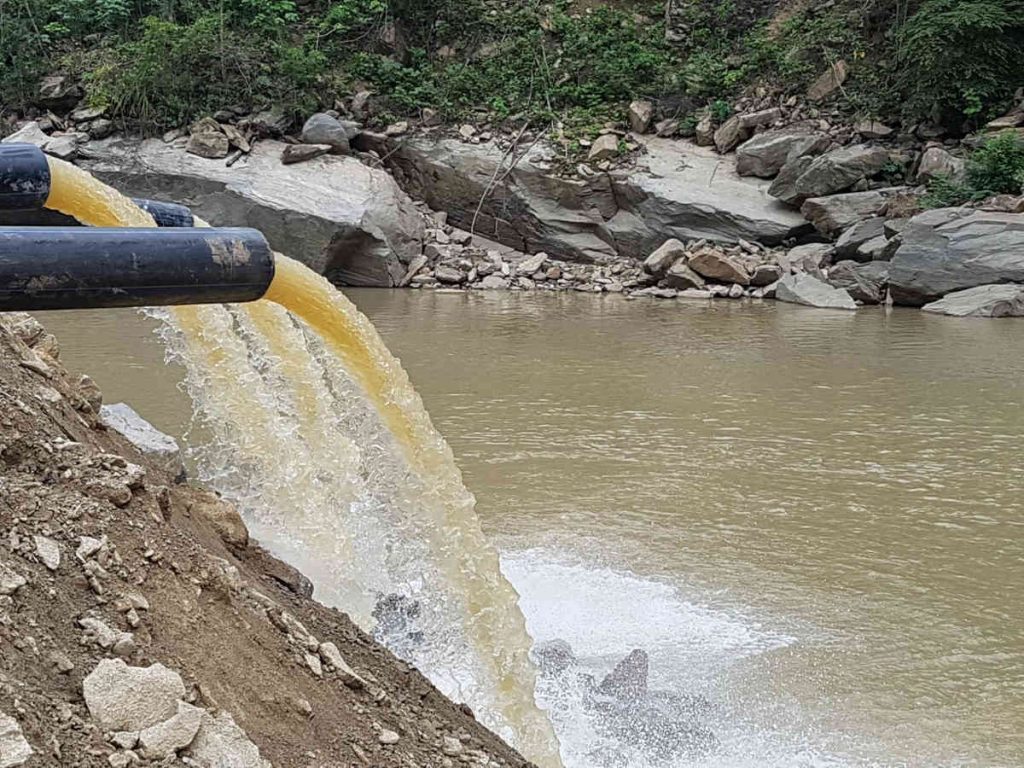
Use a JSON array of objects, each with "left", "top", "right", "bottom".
[{"left": 39, "top": 293, "right": 1024, "bottom": 768}]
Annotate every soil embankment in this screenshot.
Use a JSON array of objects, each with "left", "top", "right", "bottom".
[{"left": 0, "top": 311, "right": 532, "bottom": 768}]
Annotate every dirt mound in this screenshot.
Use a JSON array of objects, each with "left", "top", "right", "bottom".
[{"left": 0, "top": 311, "right": 532, "bottom": 768}]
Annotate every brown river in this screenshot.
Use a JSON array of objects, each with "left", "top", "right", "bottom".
[{"left": 40, "top": 292, "right": 1024, "bottom": 768}]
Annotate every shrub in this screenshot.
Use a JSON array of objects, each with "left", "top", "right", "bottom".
[{"left": 965, "top": 130, "right": 1024, "bottom": 194}]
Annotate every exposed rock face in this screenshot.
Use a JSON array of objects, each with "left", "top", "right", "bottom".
[
  {"left": 83, "top": 660, "right": 186, "bottom": 731},
  {"left": 81, "top": 138, "right": 424, "bottom": 287},
  {"left": 769, "top": 145, "right": 889, "bottom": 205},
  {"left": 921, "top": 283, "right": 1024, "bottom": 317},
  {"left": 735, "top": 127, "right": 830, "bottom": 178},
  {"left": 800, "top": 188, "right": 908, "bottom": 236},
  {"left": 775, "top": 273, "right": 857, "bottom": 309},
  {"left": 384, "top": 136, "right": 805, "bottom": 264},
  {"left": 889, "top": 209, "right": 1024, "bottom": 305},
  {"left": 101, "top": 403, "right": 183, "bottom": 479},
  {"left": 828, "top": 261, "right": 889, "bottom": 304}
]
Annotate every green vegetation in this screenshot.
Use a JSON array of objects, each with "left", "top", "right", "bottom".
[
  {"left": 1, "top": 0, "right": 1021, "bottom": 136},
  {"left": 922, "top": 131, "right": 1024, "bottom": 208}
]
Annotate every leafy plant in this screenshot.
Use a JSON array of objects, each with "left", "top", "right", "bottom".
[{"left": 965, "top": 130, "right": 1024, "bottom": 194}]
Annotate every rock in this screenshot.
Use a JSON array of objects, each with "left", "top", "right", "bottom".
[
  {"left": 220, "top": 124, "right": 250, "bottom": 153},
  {"left": 800, "top": 188, "right": 907, "bottom": 236},
  {"left": 678, "top": 288, "right": 713, "bottom": 299},
  {"left": 385, "top": 121, "right": 408, "bottom": 137},
  {"left": 588, "top": 134, "right": 619, "bottom": 161},
  {"left": 921, "top": 283, "right": 1024, "bottom": 317},
  {"left": 835, "top": 217, "right": 886, "bottom": 259},
  {"left": 399, "top": 254, "right": 428, "bottom": 287},
  {"left": 664, "top": 261, "right": 706, "bottom": 290},
  {"left": 1, "top": 121, "right": 50, "bottom": 149},
  {"left": 379, "top": 729, "right": 400, "bottom": 745},
  {"left": 828, "top": 260, "right": 889, "bottom": 304},
  {"left": 101, "top": 403, "right": 183, "bottom": 478},
  {"left": 779, "top": 243, "right": 831, "bottom": 275},
  {"left": 281, "top": 143, "right": 330, "bottom": 165},
  {"left": 71, "top": 105, "right": 106, "bottom": 122},
  {"left": 694, "top": 115, "right": 714, "bottom": 146},
  {"left": 385, "top": 136, "right": 804, "bottom": 263},
  {"left": 0, "top": 712, "right": 32, "bottom": 767},
  {"left": 188, "top": 492, "right": 248, "bottom": 548},
  {"left": 735, "top": 127, "right": 829, "bottom": 178},
  {"left": 185, "top": 133, "right": 229, "bottom": 159},
  {"left": 241, "top": 109, "right": 290, "bottom": 137},
  {"left": 688, "top": 248, "right": 751, "bottom": 285},
  {"left": 769, "top": 145, "right": 889, "bottom": 205},
  {"left": 49, "top": 651, "right": 75, "bottom": 674},
  {"left": 750, "top": 263, "right": 783, "bottom": 286},
  {"left": 350, "top": 90, "right": 373, "bottom": 118},
  {"left": 304, "top": 653, "right": 323, "bottom": 677},
  {"left": 318, "top": 642, "right": 367, "bottom": 689},
  {"left": 984, "top": 111, "right": 1024, "bottom": 130},
  {"left": 301, "top": 113, "right": 357, "bottom": 153},
  {"left": 855, "top": 234, "right": 896, "bottom": 262},
  {"left": 775, "top": 273, "right": 857, "bottom": 310},
  {"left": 442, "top": 735, "right": 463, "bottom": 756},
  {"left": 889, "top": 209, "right": 1024, "bottom": 305},
  {"left": 713, "top": 115, "right": 745, "bottom": 154},
  {"left": 458, "top": 124, "right": 476, "bottom": 140},
  {"left": 79, "top": 617, "right": 132, "bottom": 651},
  {"left": 915, "top": 147, "right": 966, "bottom": 183},
  {"left": 516, "top": 253, "right": 547, "bottom": 275},
  {"left": 81, "top": 137, "right": 423, "bottom": 287},
  {"left": 855, "top": 120, "right": 893, "bottom": 139},
  {"left": 643, "top": 239, "right": 686, "bottom": 276},
  {"left": 480, "top": 275, "right": 509, "bottom": 289},
  {"left": 655, "top": 119, "right": 679, "bottom": 138},
  {"left": 806, "top": 60, "right": 847, "bottom": 102},
  {"left": 0, "top": 562, "right": 26, "bottom": 595},
  {"left": 434, "top": 265, "right": 465, "bottom": 285},
  {"left": 82, "top": 660, "right": 186, "bottom": 731},
  {"left": 628, "top": 100, "right": 654, "bottom": 134},
  {"left": 138, "top": 701, "right": 203, "bottom": 759},
  {"left": 37, "top": 74, "right": 81, "bottom": 111},
  {"left": 632, "top": 287, "right": 677, "bottom": 298},
  {"left": 33, "top": 535, "right": 60, "bottom": 571},
  {"left": 186, "top": 711, "right": 270, "bottom": 768},
  {"left": 89, "top": 119, "right": 115, "bottom": 140}
]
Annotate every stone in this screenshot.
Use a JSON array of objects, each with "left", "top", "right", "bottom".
[
  {"left": 185, "top": 133, "right": 229, "bottom": 159},
  {"left": 241, "top": 109, "right": 291, "bottom": 137},
  {"left": 44, "top": 134, "right": 79, "bottom": 160},
  {"left": 735, "top": 127, "right": 830, "bottom": 178},
  {"left": 855, "top": 120, "right": 893, "bottom": 139},
  {"left": 458, "top": 124, "right": 476, "bottom": 140},
  {"left": 654, "top": 119, "right": 679, "bottom": 138},
  {"left": 713, "top": 115, "right": 744, "bottom": 154},
  {"left": 922, "top": 283, "right": 1024, "bottom": 317},
  {"left": 71, "top": 105, "right": 106, "bottom": 122},
  {"left": 89, "top": 119, "right": 115, "bottom": 140},
  {"left": 281, "top": 143, "right": 330, "bottom": 165},
  {"left": 643, "top": 239, "right": 686, "bottom": 276},
  {"left": 76, "top": 536, "right": 104, "bottom": 562},
  {"left": 688, "top": 248, "right": 751, "bottom": 285},
  {"left": 915, "top": 147, "right": 966, "bottom": 183},
  {"left": 694, "top": 115, "right": 714, "bottom": 146},
  {"left": 835, "top": 217, "right": 886, "bottom": 259},
  {"left": 188, "top": 492, "right": 248, "bottom": 548},
  {"left": 49, "top": 651, "right": 75, "bottom": 674},
  {"left": 750, "top": 263, "right": 783, "bottom": 287},
  {"left": 434, "top": 265, "right": 465, "bottom": 285},
  {"left": 806, "top": 60, "right": 847, "bottom": 101},
  {"left": 800, "top": 188, "right": 908, "bottom": 236},
  {"left": 33, "top": 535, "right": 60, "bottom": 571},
  {"left": 318, "top": 642, "right": 367, "bottom": 689},
  {"left": 220, "top": 123, "right": 250, "bottom": 153},
  {"left": 301, "top": 113, "right": 356, "bottom": 153},
  {"left": 385, "top": 121, "right": 409, "bottom": 137},
  {"left": 769, "top": 145, "right": 890, "bottom": 205},
  {"left": 828, "top": 260, "right": 889, "bottom": 304},
  {"left": 855, "top": 234, "right": 896, "bottom": 262},
  {"left": 664, "top": 261, "right": 706, "bottom": 290},
  {"left": 889, "top": 209, "right": 1024, "bottom": 305},
  {"left": 678, "top": 288, "right": 713, "bottom": 299},
  {"left": 399, "top": 254, "right": 428, "bottom": 287},
  {"left": 138, "top": 701, "right": 203, "bottom": 759},
  {"left": 0, "top": 562, "right": 26, "bottom": 596},
  {"left": 82, "top": 659, "right": 186, "bottom": 732},
  {"left": 82, "top": 138, "right": 423, "bottom": 287},
  {"left": 0, "top": 713, "right": 32, "bottom": 767},
  {"left": 775, "top": 273, "right": 857, "bottom": 310},
  {"left": 442, "top": 735, "right": 463, "bottom": 756},
  {"left": 351, "top": 90, "right": 373, "bottom": 117},
  {"left": 304, "top": 653, "right": 323, "bottom": 677},
  {"left": 628, "top": 100, "right": 654, "bottom": 134},
  {"left": 110, "top": 732, "right": 138, "bottom": 750},
  {"left": 1, "top": 121, "right": 50, "bottom": 149},
  {"left": 588, "top": 134, "right": 619, "bottom": 162},
  {"left": 379, "top": 729, "right": 400, "bottom": 745},
  {"left": 480, "top": 275, "right": 509, "bottom": 289},
  {"left": 779, "top": 243, "right": 831, "bottom": 275},
  {"left": 101, "top": 403, "right": 183, "bottom": 478},
  {"left": 186, "top": 712, "right": 270, "bottom": 768},
  {"left": 79, "top": 617, "right": 132, "bottom": 651},
  {"left": 37, "top": 74, "right": 81, "bottom": 111},
  {"left": 516, "top": 253, "right": 547, "bottom": 275},
  {"left": 984, "top": 112, "right": 1024, "bottom": 130}
]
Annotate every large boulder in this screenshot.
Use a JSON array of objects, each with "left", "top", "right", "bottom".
[
  {"left": 889, "top": 209, "right": 1024, "bottom": 305},
  {"left": 81, "top": 138, "right": 423, "bottom": 286},
  {"left": 300, "top": 113, "right": 360, "bottom": 154},
  {"left": 800, "top": 188, "right": 908, "bottom": 236},
  {"left": 775, "top": 273, "right": 857, "bottom": 310},
  {"left": 827, "top": 260, "right": 889, "bottom": 304},
  {"left": 688, "top": 248, "right": 751, "bottom": 285},
  {"left": 921, "top": 283, "right": 1024, "bottom": 317},
  {"left": 769, "top": 145, "right": 890, "bottom": 205},
  {"left": 834, "top": 217, "right": 886, "bottom": 259},
  {"left": 383, "top": 135, "right": 806, "bottom": 263},
  {"left": 82, "top": 659, "right": 186, "bottom": 732},
  {"left": 915, "top": 146, "right": 966, "bottom": 183},
  {"left": 735, "top": 127, "right": 830, "bottom": 178}
]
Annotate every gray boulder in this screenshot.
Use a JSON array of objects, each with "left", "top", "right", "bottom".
[
  {"left": 138, "top": 701, "right": 204, "bottom": 759},
  {"left": 921, "top": 283, "right": 1024, "bottom": 317},
  {"left": 800, "top": 188, "right": 908, "bottom": 236},
  {"left": 101, "top": 403, "right": 183, "bottom": 479},
  {"left": 185, "top": 132, "right": 229, "bottom": 160},
  {"left": 775, "top": 273, "right": 857, "bottom": 310},
  {"left": 735, "top": 127, "right": 830, "bottom": 178},
  {"left": 915, "top": 147, "right": 966, "bottom": 184},
  {"left": 83, "top": 660, "right": 186, "bottom": 732},
  {"left": 688, "top": 248, "right": 751, "bottom": 285},
  {"left": 644, "top": 239, "right": 686, "bottom": 275},
  {"left": 81, "top": 138, "right": 423, "bottom": 286},
  {"left": 300, "top": 113, "right": 359, "bottom": 154},
  {"left": 664, "top": 261, "right": 706, "bottom": 290},
  {"left": 855, "top": 234, "right": 897, "bottom": 262},
  {"left": 834, "top": 217, "right": 886, "bottom": 259},
  {"left": 889, "top": 209, "right": 1024, "bottom": 305},
  {"left": 751, "top": 263, "right": 783, "bottom": 286},
  {"left": 770, "top": 145, "right": 890, "bottom": 205},
  {"left": 778, "top": 243, "right": 832, "bottom": 276},
  {"left": 828, "top": 260, "right": 889, "bottom": 304}
]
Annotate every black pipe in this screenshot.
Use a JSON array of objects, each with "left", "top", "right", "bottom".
[
  {"left": 133, "top": 199, "right": 194, "bottom": 228},
  {"left": 0, "top": 144, "right": 50, "bottom": 210},
  {"left": 0, "top": 198, "right": 193, "bottom": 228},
  {"left": 0, "top": 227, "right": 275, "bottom": 311}
]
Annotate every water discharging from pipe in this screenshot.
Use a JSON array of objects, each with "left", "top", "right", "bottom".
[{"left": 42, "top": 157, "right": 563, "bottom": 767}]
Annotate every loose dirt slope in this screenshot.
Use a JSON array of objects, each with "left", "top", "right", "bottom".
[{"left": 0, "top": 311, "right": 532, "bottom": 768}]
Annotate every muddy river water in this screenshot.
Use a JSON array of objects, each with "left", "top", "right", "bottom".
[{"left": 40, "top": 292, "right": 1024, "bottom": 767}]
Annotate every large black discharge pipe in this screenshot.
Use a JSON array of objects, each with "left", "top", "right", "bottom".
[{"left": 0, "top": 227, "right": 275, "bottom": 311}]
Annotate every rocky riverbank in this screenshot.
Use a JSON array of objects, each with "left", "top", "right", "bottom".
[{"left": 0, "top": 312, "right": 533, "bottom": 768}]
